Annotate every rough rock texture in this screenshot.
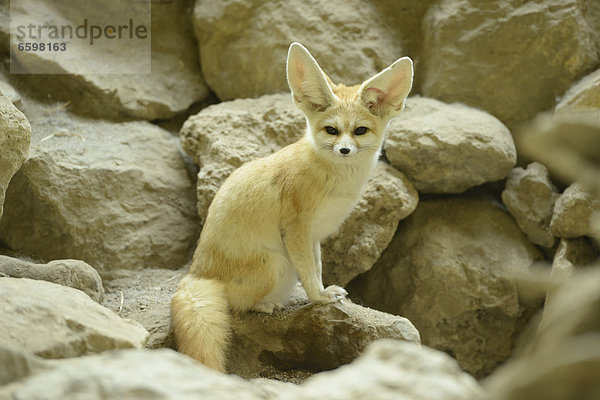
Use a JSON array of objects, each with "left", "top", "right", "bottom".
[
  {"left": 555, "top": 67, "right": 600, "bottom": 113},
  {"left": 228, "top": 285, "right": 420, "bottom": 379},
  {"left": 421, "top": 0, "right": 599, "bottom": 125},
  {"left": 385, "top": 97, "right": 516, "bottom": 193},
  {"left": 501, "top": 163, "right": 559, "bottom": 247},
  {"left": 550, "top": 183, "right": 600, "bottom": 238},
  {"left": 322, "top": 163, "right": 418, "bottom": 286},
  {"left": 0, "top": 98, "right": 199, "bottom": 276},
  {"left": 181, "top": 93, "right": 416, "bottom": 283},
  {"left": 192, "top": 0, "right": 403, "bottom": 100},
  {"left": 349, "top": 196, "right": 544, "bottom": 378},
  {"left": 0, "top": 278, "right": 148, "bottom": 359},
  {"left": 7, "top": 0, "right": 208, "bottom": 120},
  {"left": 0, "top": 255, "right": 104, "bottom": 302},
  {"left": 482, "top": 268, "right": 600, "bottom": 400},
  {"left": 0, "top": 349, "right": 270, "bottom": 400},
  {"left": 0, "top": 73, "right": 23, "bottom": 110},
  {"left": 180, "top": 93, "right": 305, "bottom": 219},
  {"left": 295, "top": 340, "right": 483, "bottom": 400},
  {"left": 0, "top": 92, "right": 30, "bottom": 220}
]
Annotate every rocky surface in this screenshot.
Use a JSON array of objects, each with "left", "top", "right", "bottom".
[
  {"left": 385, "top": 97, "right": 516, "bottom": 193},
  {"left": 0, "top": 255, "right": 104, "bottom": 302},
  {"left": 482, "top": 268, "right": 600, "bottom": 400},
  {"left": 192, "top": 0, "right": 402, "bottom": 100},
  {"left": 1, "top": 0, "right": 599, "bottom": 397},
  {"left": 0, "top": 96, "right": 199, "bottom": 277},
  {"left": 348, "top": 195, "right": 545, "bottom": 377},
  {"left": 0, "top": 278, "right": 148, "bottom": 359},
  {"left": 294, "top": 340, "right": 483, "bottom": 400},
  {"left": 6, "top": 0, "right": 208, "bottom": 120},
  {"left": 501, "top": 163, "right": 559, "bottom": 247},
  {"left": 0, "top": 92, "right": 30, "bottom": 220},
  {"left": 0, "top": 348, "right": 269, "bottom": 400},
  {"left": 421, "top": 0, "right": 599, "bottom": 126},
  {"left": 550, "top": 183, "right": 600, "bottom": 239}
]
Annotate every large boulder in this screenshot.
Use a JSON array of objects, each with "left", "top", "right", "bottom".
[
  {"left": 7, "top": 0, "right": 208, "bottom": 120},
  {"left": 349, "top": 196, "right": 544, "bottom": 377},
  {"left": 192, "top": 0, "right": 402, "bottom": 100},
  {"left": 421, "top": 0, "right": 599, "bottom": 125},
  {"left": 0, "top": 278, "right": 148, "bottom": 359},
  {"left": 294, "top": 340, "right": 483, "bottom": 400},
  {"left": 181, "top": 93, "right": 418, "bottom": 283},
  {"left": 0, "top": 92, "right": 30, "bottom": 220},
  {"left": 0, "top": 348, "right": 269, "bottom": 400},
  {"left": 385, "top": 97, "right": 516, "bottom": 193},
  {"left": 0, "top": 98, "right": 199, "bottom": 277},
  {"left": 0, "top": 255, "right": 104, "bottom": 302},
  {"left": 501, "top": 163, "right": 559, "bottom": 248}
]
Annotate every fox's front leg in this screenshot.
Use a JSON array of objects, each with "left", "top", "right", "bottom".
[
  {"left": 283, "top": 223, "right": 347, "bottom": 303},
  {"left": 313, "top": 240, "right": 347, "bottom": 300}
]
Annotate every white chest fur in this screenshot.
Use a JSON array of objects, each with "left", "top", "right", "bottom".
[{"left": 310, "top": 158, "right": 376, "bottom": 241}]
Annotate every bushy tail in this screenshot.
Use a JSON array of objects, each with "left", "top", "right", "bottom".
[{"left": 171, "top": 274, "right": 231, "bottom": 372}]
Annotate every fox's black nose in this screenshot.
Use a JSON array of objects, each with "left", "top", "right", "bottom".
[{"left": 339, "top": 148, "right": 350, "bottom": 155}]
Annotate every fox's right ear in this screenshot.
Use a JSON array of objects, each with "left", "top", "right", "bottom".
[{"left": 286, "top": 43, "right": 337, "bottom": 113}]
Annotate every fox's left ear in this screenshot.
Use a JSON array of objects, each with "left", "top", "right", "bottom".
[{"left": 358, "top": 57, "right": 414, "bottom": 119}]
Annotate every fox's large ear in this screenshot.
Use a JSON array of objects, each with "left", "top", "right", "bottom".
[
  {"left": 286, "top": 42, "right": 337, "bottom": 113},
  {"left": 358, "top": 57, "right": 414, "bottom": 119}
]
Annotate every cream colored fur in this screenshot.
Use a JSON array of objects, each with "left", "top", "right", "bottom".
[{"left": 171, "top": 43, "right": 413, "bottom": 372}]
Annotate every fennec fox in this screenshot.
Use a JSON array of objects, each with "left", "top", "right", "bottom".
[{"left": 171, "top": 43, "right": 413, "bottom": 372}]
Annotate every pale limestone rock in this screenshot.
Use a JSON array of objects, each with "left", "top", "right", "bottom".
[
  {"left": 228, "top": 285, "right": 420, "bottom": 379},
  {"left": 551, "top": 183, "right": 600, "bottom": 238},
  {"left": 0, "top": 98, "right": 199, "bottom": 277},
  {"left": 181, "top": 93, "right": 417, "bottom": 284},
  {"left": 192, "top": 0, "right": 403, "bottom": 100},
  {"left": 322, "top": 163, "right": 418, "bottom": 286},
  {"left": 482, "top": 269, "right": 600, "bottom": 400},
  {"left": 385, "top": 97, "right": 516, "bottom": 193},
  {"left": 349, "top": 196, "right": 544, "bottom": 377},
  {"left": 0, "top": 92, "right": 30, "bottom": 220},
  {"left": 0, "top": 349, "right": 270, "bottom": 400},
  {"left": 0, "top": 278, "right": 148, "bottom": 358},
  {"left": 422, "top": 0, "right": 599, "bottom": 125},
  {"left": 501, "top": 163, "right": 559, "bottom": 247},
  {"left": 295, "top": 340, "right": 483, "bottom": 400},
  {"left": 0, "top": 255, "right": 104, "bottom": 302},
  {"left": 6, "top": 0, "right": 208, "bottom": 120}
]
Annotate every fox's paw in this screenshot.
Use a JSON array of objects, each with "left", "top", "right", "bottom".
[
  {"left": 316, "top": 285, "right": 348, "bottom": 304},
  {"left": 252, "top": 301, "right": 284, "bottom": 314}
]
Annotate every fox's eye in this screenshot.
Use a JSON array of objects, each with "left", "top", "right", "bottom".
[
  {"left": 354, "top": 126, "right": 368, "bottom": 135},
  {"left": 325, "top": 126, "right": 339, "bottom": 135}
]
